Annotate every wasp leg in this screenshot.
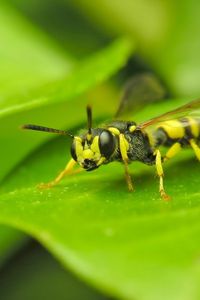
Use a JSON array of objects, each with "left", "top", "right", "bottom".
[
  {"left": 189, "top": 139, "right": 200, "bottom": 160},
  {"left": 38, "top": 159, "right": 82, "bottom": 189},
  {"left": 163, "top": 142, "right": 182, "bottom": 162},
  {"left": 155, "top": 149, "right": 170, "bottom": 200},
  {"left": 119, "top": 134, "right": 134, "bottom": 191}
]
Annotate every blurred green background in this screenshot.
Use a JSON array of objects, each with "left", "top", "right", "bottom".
[{"left": 1, "top": 1, "right": 200, "bottom": 299}]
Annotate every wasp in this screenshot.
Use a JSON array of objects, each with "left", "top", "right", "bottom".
[
  {"left": 22, "top": 97, "right": 200, "bottom": 200},
  {"left": 22, "top": 72, "right": 200, "bottom": 200}
]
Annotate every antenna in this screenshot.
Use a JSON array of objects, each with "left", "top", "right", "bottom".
[
  {"left": 86, "top": 105, "right": 92, "bottom": 134},
  {"left": 21, "top": 124, "right": 74, "bottom": 138}
]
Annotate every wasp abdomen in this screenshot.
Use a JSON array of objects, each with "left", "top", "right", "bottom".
[{"left": 155, "top": 117, "right": 200, "bottom": 146}]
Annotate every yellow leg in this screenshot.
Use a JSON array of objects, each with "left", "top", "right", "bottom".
[
  {"left": 38, "top": 159, "right": 82, "bottom": 189},
  {"left": 190, "top": 139, "right": 200, "bottom": 160},
  {"left": 155, "top": 149, "right": 170, "bottom": 200},
  {"left": 119, "top": 134, "right": 134, "bottom": 191},
  {"left": 164, "top": 142, "right": 182, "bottom": 162},
  {"left": 124, "top": 160, "right": 134, "bottom": 192}
]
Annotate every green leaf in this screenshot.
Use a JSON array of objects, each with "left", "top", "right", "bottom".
[
  {"left": 72, "top": 0, "right": 200, "bottom": 96},
  {"left": 0, "top": 244, "right": 106, "bottom": 300},
  {"left": 0, "top": 225, "right": 27, "bottom": 267},
  {"left": 0, "top": 37, "right": 133, "bottom": 117},
  {"left": 0, "top": 99, "right": 200, "bottom": 300},
  {"left": 0, "top": 2, "right": 73, "bottom": 99},
  {"left": 9, "top": 0, "right": 110, "bottom": 58}
]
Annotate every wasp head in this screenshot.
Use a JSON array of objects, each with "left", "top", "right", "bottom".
[
  {"left": 70, "top": 128, "right": 116, "bottom": 171},
  {"left": 22, "top": 106, "right": 117, "bottom": 171}
]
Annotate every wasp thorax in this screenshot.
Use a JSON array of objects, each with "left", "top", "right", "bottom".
[{"left": 70, "top": 130, "right": 116, "bottom": 171}]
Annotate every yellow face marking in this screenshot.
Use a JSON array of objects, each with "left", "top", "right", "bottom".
[
  {"left": 97, "top": 157, "right": 106, "bottom": 166},
  {"left": 74, "top": 137, "right": 83, "bottom": 159},
  {"left": 86, "top": 133, "right": 92, "bottom": 141},
  {"left": 158, "top": 120, "right": 185, "bottom": 139},
  {"left": 129, "top": 125, "right": 136, "bottom": 133},
  {"left": 108, "top": 127, "right": 120, "bottom": 135},
  {"left": 82, "top": 149, "right": 94, "bottom": 159},
  {"left": 90, "top": 136, "right": 100, "bottom": 153},
  {"left": 74, "top": 135, "right": 103, "bottom": 167},
  {"left": 75, "top": 136, "right": 82, "bottom": 142},
  {"left": 89, "top": 136, "right": 101, "bottom": 160}
]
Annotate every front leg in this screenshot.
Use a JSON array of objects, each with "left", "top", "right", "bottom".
[{"left": 39, "top": 159, "right": 82, "bottom": 189}]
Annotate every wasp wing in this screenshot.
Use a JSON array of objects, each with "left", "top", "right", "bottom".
[
  {"left": 115, "top": 73, "right": 167, "bottom": 118},
  {"left": 137, "top": 98, "right": 200, "bottom": 130}
]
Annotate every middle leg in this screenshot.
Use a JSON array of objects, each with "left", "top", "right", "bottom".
[
  {"left": 119, "top": 134, "right": 134, "bottom": 191},
  {"left": 154, "top": 149, "right": 170, "bottom": 200}
]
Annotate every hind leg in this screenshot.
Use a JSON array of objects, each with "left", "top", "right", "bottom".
[
  {"left": 163, "top": 142, "right": 182, "bottom": 162},
  {"left": 189, "top": 139, "right": 200, "bottom": 160}
]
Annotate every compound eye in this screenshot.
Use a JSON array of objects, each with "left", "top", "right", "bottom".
[
  {"left": 70, "top": 141, "right": 77, "bottom": 161},
  {"left": 99, "top": 130, "right": 116, "bottom": 159}
]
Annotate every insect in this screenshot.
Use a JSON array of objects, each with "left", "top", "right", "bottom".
[{"left": 22, "top": 97, "right": 200, "bottom": 200}]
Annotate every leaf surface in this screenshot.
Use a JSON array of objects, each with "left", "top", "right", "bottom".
[
  {"left": 0, "top": 2, "right": 73, "bottom": 100},
  {"left": 0, "top": 99, "right": 200, "bottom": 300},
  {"left": 0, "top": 244, "right": 106, "bottom": 300},
  {"left": 72, "top": 0, "right": 200, "bottom": 96},
  {"left": 0, "top": 225, "right": 27, "bottom": 266},
  {"left": 0, "top": 36, "right": 133, "bottom": 118}
]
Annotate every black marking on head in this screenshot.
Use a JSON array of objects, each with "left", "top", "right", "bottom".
[{"left": 83, "top": 159, "right": 98, "bottom": 171}]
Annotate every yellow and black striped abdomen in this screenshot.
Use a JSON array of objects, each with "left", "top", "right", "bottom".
[{"left": 155, "top": 117, "right": 200, "bottom": 146}]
